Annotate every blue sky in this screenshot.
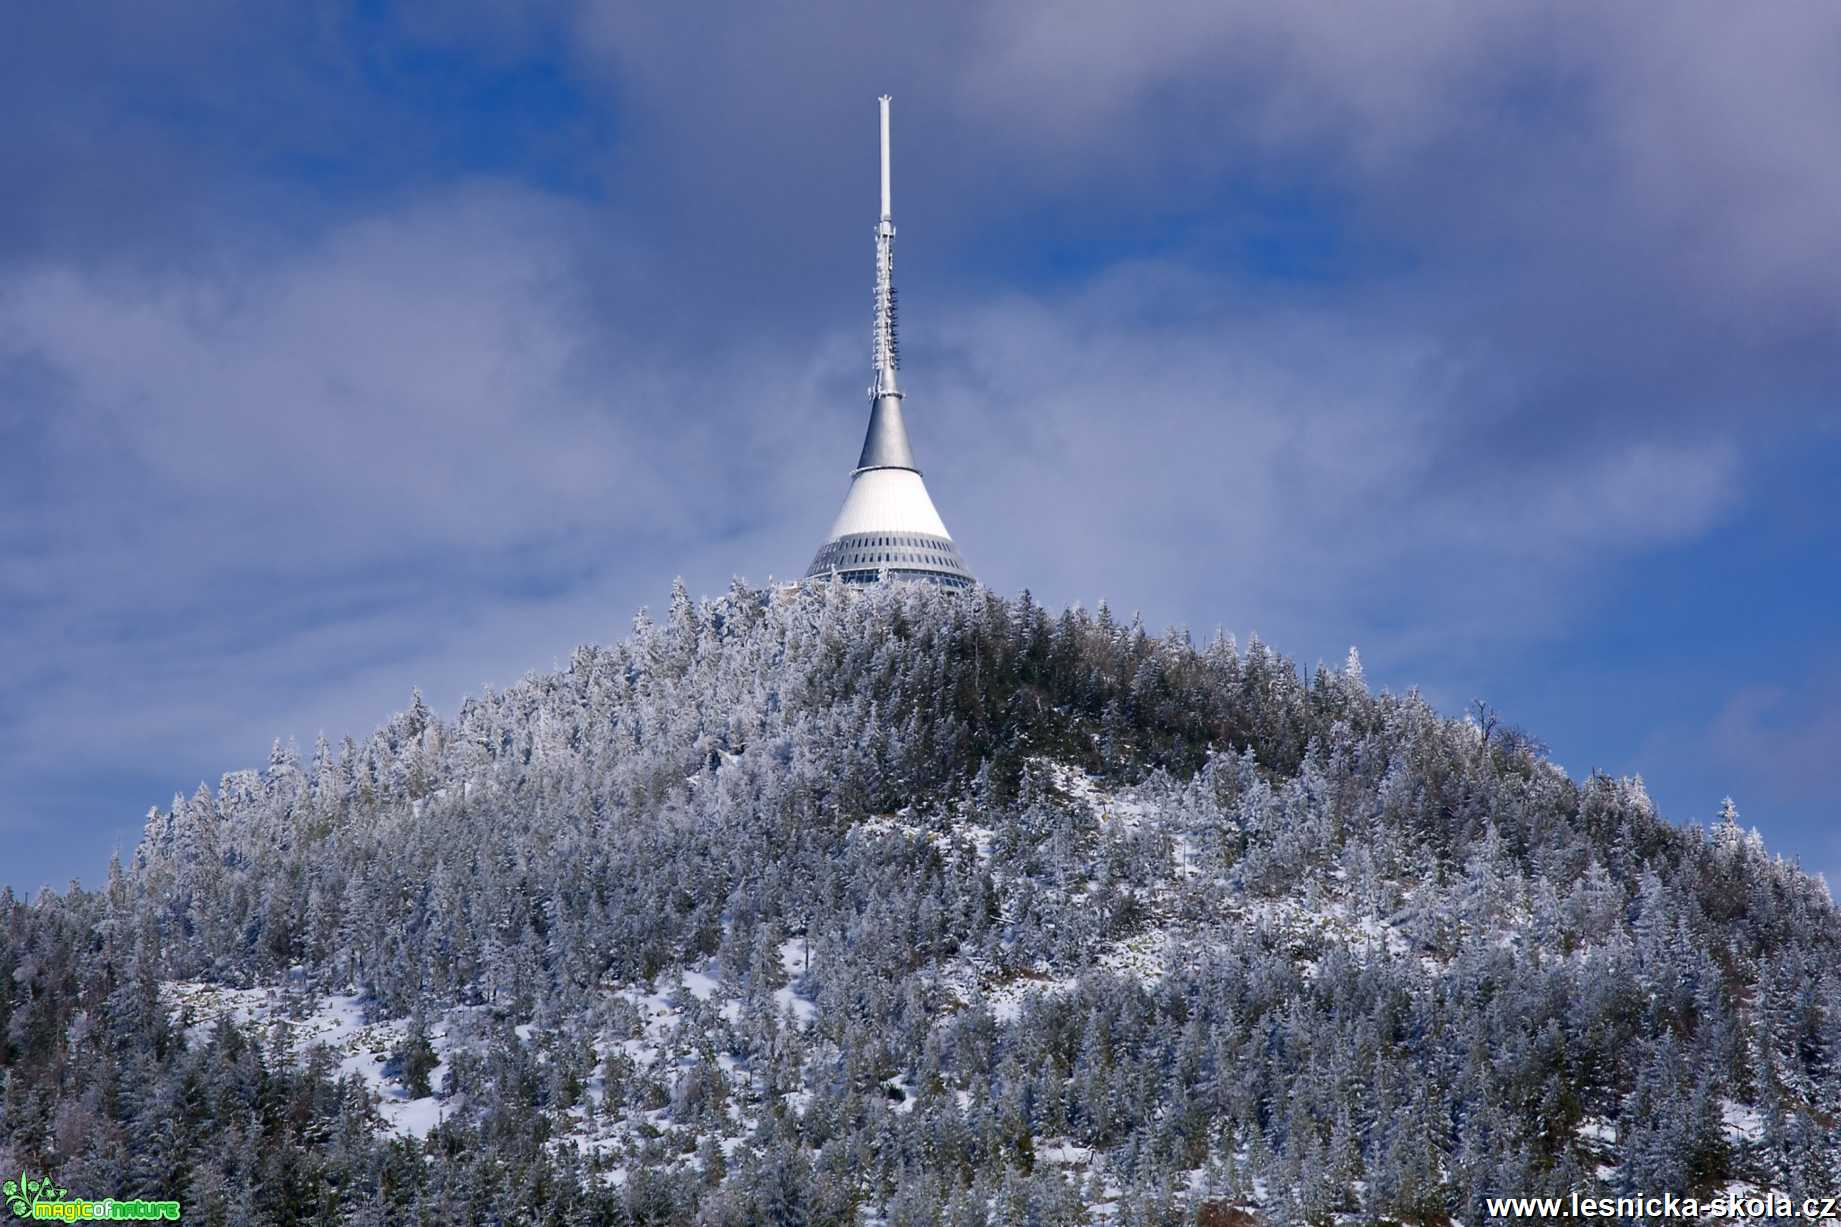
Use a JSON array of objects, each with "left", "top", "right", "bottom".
[{"left": 3, "top": 3, "right": 1838, "bottom": 894}]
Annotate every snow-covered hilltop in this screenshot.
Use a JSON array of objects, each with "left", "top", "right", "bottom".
[{"left": 9, "top": 582, "right": 1839, "bottom": 1224}]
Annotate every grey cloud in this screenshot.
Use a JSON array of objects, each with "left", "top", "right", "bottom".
[
  {"left": 906, "top": 269, "right": 1739, "bottom": 676},
  {"left": 0, "top": 188, "right": 707, "bottom": 773},
  {"left": 1709, "top": 679, "right": 1841, "bottom": 810}
]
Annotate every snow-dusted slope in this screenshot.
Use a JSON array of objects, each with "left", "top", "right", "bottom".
[{"left": 114, "top": 584, "right": 1841, "bottom": 1224}]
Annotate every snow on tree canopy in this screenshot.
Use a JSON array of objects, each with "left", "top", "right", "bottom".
[{"left": 7, "top": 582, "right": 1838, "bottom": 1223}]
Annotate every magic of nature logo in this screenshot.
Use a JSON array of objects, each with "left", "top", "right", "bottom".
[{"left": 4, "top": 1172, "right": 180, "bottom": 1221}]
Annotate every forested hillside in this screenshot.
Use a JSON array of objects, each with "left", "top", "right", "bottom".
[{"left": 3, "top": 581, "right": 1837, "bottom": 1224}]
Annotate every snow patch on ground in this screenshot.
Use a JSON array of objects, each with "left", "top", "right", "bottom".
[
  {"left": 775, "top": 939, "right": 819, "bottom": 1023},
  {"left": 1720, "top": 1098, "right": 1764, "bottom": 1143},
  {"left": 161, "top": 980, "right": 469, "bottom": 1139}
]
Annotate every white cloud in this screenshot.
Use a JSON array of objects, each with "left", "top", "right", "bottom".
[{"left": 914, "top": 267, "right": 1739, "bottom": 673}]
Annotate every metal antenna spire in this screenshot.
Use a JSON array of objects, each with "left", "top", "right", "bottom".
[
  {"left": 880, "top": 94, "right": 892, "bottom": 221},
  {"left": 872, "top": 95, "right": 900, "bottom": 397}
]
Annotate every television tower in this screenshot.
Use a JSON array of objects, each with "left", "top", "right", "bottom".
[{"left": 804, "top": 95, "right": 975, "bottom": 589}]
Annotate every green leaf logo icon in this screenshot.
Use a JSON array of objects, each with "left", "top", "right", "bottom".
[
  {"left": 5, "top": 1172, "right": 66, "bottom": 1217},
  {"left": 5, "top": 1171, "right": 28, "bottom": 1218}
]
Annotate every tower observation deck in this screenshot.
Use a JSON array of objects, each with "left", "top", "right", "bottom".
[{"left": 804, "top": 96, "right": 975, "bottom": 589}]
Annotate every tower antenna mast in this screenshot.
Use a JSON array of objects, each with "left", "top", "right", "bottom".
[{"left": 872, "top": 95, "right": 900, "bottom": 397}]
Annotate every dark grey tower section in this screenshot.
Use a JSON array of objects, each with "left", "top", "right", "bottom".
[{"left": 856, "top": 393, "right": 918, "bottom": 472}]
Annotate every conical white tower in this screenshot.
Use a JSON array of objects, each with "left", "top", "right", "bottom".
[{"left": 805, "top": 96, "right": 975, "bottom": 589}]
